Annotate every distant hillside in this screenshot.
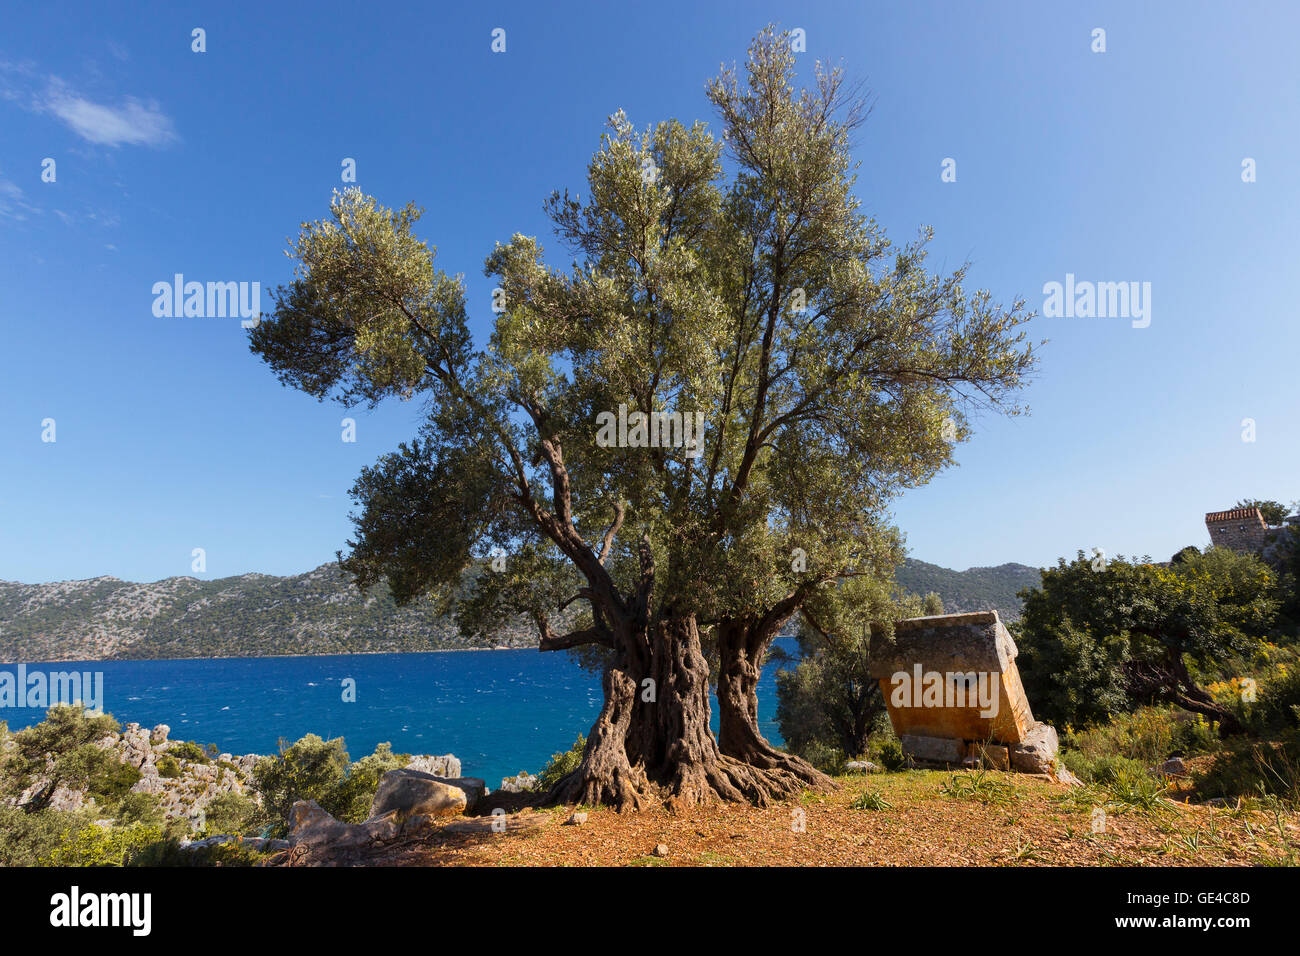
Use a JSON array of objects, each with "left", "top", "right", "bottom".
[
  {"left": 894, "top": 558, "right": 1041, "bottom": 622},
  {"left": 1, "top": 557, "right": 1044, "bottom": 662},
  {"left": 0, "top": 563, "right": 536, "bottom": 662}
]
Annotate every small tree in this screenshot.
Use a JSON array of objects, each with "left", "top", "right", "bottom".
[
  {"left": 1017, "top": 549, "right": 1278, "bottom": 734},
  {"left": 1236, "top": 498, "right": 1291, "bottom": 527},
  {"left": 774, "top": 579, "right": 940, "bottom": 760},
  {"left": 0, "top": 706, "right": 121, "bottom": 814}
]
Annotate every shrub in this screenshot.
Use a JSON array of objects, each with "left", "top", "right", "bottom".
[
  {"left": 0, "top": 806, "right": 83, "bottom": 866},
  {"left": 127, "top": 838, "right": 266, "bottom": 867},
  {"left": 1238, "top": 665, "right": 1300, "bottom": 735},
  {"left": 1062, "top": 706, "right": 1216, "bottom": 771},
  {"left": 167, "top": 741, "right": 210, "bottom": 764},
  {"left": 1194, "top": 731, "right": 1300, "bottom": 805},
  {"left": 89, "top": 761, "right": 143, "bottom": 803},
  {"left": 46, "top": 822, "right": 164, "bottom": 867},
  {"left": 536, "top": 734, "right": 585, "bottom": 794},
  {"left": 114, "top": 792, "right": 165, "bottom": 828},
  {"left": 873, "top": 736, "right": 906, "bottom": 772},
  {"left": 327, "top": 742, "right": 408, "bottom": 824},
  {"left": 202, "top": 792, "right": 260, "bottom": 837},
  {"left": 251, "top": 735, "right": 409, "bottom": 835},
  {"left": 155, "top": 755, "right": 182, "bottom": 779},
  {"left": 798, "top": 739, "right": 846, "bottom": 775},
  {"left": 251, "top": 734, "right": 350, "bottom": 836}
]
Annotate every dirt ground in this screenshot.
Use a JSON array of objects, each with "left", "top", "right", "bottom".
[{"left": 287, "top": 770, "right": 1300, "bottom": 867}]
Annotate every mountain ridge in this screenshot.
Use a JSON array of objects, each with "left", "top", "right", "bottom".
[{"left": 0, "top": 558, "right": 1041, "bottom": 662}]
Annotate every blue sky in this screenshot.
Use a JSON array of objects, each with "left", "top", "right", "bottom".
[{"left": 1, "top": 1, "right": 1296, "bottom": 584}]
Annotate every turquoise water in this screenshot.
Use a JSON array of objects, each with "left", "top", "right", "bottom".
[{"left": 4, "top": 644, "right": 793, "bottom": 787}]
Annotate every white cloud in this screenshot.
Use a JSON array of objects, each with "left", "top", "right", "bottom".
[
  {"left": 0, "top": 173, "right": 37, "bottom": 221},
  {"left": 42, "top": 80, "right": 176, "bottom": 147}
]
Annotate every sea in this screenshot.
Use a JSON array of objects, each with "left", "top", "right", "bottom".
[{"left": 3, "top": 640, "right": 796, "bottom": 788}]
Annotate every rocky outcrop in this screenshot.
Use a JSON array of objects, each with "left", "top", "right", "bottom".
[
  {"left": 498, "top": 771, "right": 539, "bottom": 793},
  {"left": 403, "top": 754, "right": 461, "bottom": 778},
  {"left": 370, "top": 769, "right": 486, "bottom": 820},
  {"left": 283, "top": 768, "right": 487, "bottom": 864}
]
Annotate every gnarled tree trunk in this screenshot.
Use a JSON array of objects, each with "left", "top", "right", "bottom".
[
  {"left": 546, "top": 613, "right": 831, "bottom": 809},
  {"left": 716, "top": 618, "right": 834, "bottom": 796}
]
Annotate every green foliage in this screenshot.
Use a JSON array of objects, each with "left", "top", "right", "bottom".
[
  {"left": 250, "top": 734, "right": 407, "bottom": 836},
  {"left": 113, "top": 791, "right": 165, "bottom": 828},
  {"left": 940, "top": 769, "right": 1016, "bottom": 806},
  {"left": 46, "top": 822, "right": 165, "bottom": 867},
  {"left": 202, "top": 792, "right": 261, "bottom": 838},
  {"left": 536, "top": 734, "right": 585, "bottom": 793},
  {"left": 1101, "top": 769, "right": 1172, "bottom": 813},
  {"left": 1194, "top": 732, "right": 1300, "bottom": 804},
  {"left": 1237, "top": 660, "right": 1300, "bottom": 734},
  {"left": 1062, "top": 706, "right": 1218, "bottom": 770},
  {"left": 89, "top": 761, "right": 142, "bottom": 802},
  {"left": 849, "top": 789, "right": 892, "bottom": 810},
  {"left": 0, "top": 705, "right": 122, "bottom": 812},
  {"left": 167, "top": 741, "right": 210, "bottom": 763},
  {"left": 1237, "top": 499, "right": 1291, "bottom": 527},
  {"left": 1016, "top": 550, "right": 1278, "bottom": 729},
  {"left": 0, "top": 805, "right": 82, "bottom": 866},
  {"left": 775, "top": 578, "right": 935, "bottom": 761},
  {"left": 795, "top": 740, "right": 848, "bottom": 775},
  {"left": 249, "top": 26, "right": 1036, "bottom": 704},
  {"left": 155, "top": 755, "right": 182, "bottom": 779},
  {"left": 326, "top": 742, "right": 409, "bottom": 824},
  {"left": 127, "top": 838, "right": 267, "bottom": 867},
  {"left": 251, "top": 734, "right": 350, "bottom": 837},
  {"left": 894, "top": 559, "right": 1040, "bottom": 621},
  {"left": 873, "top": 736, "right": 906, "bottom": 772}
]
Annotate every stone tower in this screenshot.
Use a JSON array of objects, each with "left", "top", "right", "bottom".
[{"left": 1205, "top": 506, "right": 1269, "bottom": 552}]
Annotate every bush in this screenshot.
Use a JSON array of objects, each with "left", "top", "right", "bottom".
[
  {"left": 1194, "top": 731, "right": 1300, "bottom": 804},
  {"left": 166, "top": 741, "right": 210, "bottom": 764},
  {"left": 113, "top": 792, "right": 165, "bottom": 828},
  {"left": 155, "top": 755, "right": 182, "bottom": 779},
  {"left": 326, "top": 742, "right": 408, "bottom": 824},
  {"left": 128, "top": 837, "right": 266, "bottom": 867},
  {"left": 797, "top": 739, "right": 846, "bottom": 775},
  {"left": 89, "top": 761, "right": 143, "bottom": 803},
  {"left": 202, "top": 792, "right": 260, "bottom": 837},
  {"left": 0, "top": 806, "right": 83, "bottom": 866},
  {"left": 1237, "top": 664, "right": 1300, "bottom": 735},
  {"left": 873, "top": 737, "right": 906, "bottom": 772},
  {"left": 251, "top": 734, "right": 350, "bottom": 836},
  {"left": 251, "top": 735, "right": 409, "bottom": 836},
  {"left": 46, "top": 822, "right": 164, "bottom": 867},
  {"left": 1061, "top": 751, "right": 1147, "bottom": 785},
  {"left": 1062, "top": 706, "right": 1216, "bottom": 770},
  {"left": 536, "top": 734, "right": 585, "bottom": 793}
]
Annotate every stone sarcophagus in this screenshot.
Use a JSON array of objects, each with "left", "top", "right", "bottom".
[{"left": 870, "top": 610, "right": 1060, "bottom": 774}]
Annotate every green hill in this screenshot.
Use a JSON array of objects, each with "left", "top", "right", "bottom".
[
  {"left": 0, "top": 557, "right": 1044, "bottom": 662},
  {"left": 894, "top": 558, "right": 1041, "bottom": 622},
  {"left": 0, "top": 563, "right": 535, "bottom": 662}
]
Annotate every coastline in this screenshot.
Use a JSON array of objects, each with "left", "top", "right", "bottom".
[{"left": 2, "top": 644, "right": 538, "bottom": 667}]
